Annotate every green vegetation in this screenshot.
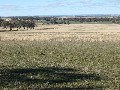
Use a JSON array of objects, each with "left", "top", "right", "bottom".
[
  {"left": 36, "top": 20, "right": 113, "bottom": 24},
  {"left": 0, "top": 39, "right": 119, "bottom": 90}
]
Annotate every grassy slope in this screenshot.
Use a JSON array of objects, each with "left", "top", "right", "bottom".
[{"left": 0, "top": 40, "right": 119, "bottom": 90}]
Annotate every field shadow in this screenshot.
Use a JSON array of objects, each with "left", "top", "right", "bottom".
[
  {"left": 43, "top": 86, "right": 104, "bottom": 90},
  {"left": 0, "top": 30, "right": 9, "bottom": 32},
  {"left": 0, "top": 67, "right": 103, "bottom": 89},
  {"left": 35, "top": 27, "right": 55, "bottom": 31},
  {"left": 0, "top": 29, "right": 19, "bottom": 32}
]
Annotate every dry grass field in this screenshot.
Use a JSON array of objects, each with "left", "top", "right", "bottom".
[
  {"left": 1, "top": 24, "right": 120, "bottom": 41},
  {"left": 0, "top": 24, "right": 120, "bottom": 89}
]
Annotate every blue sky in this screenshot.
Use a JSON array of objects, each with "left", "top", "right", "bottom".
[{"left": 0, "top": 0, "right": 120, "bottom": 16}]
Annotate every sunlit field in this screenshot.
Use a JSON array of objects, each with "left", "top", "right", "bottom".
[
  {"left": 0, "top": 24, "right": 120, "bottom": 90},
  {"left": 1, "top": 24, "right": 120, "bottom": 41}
]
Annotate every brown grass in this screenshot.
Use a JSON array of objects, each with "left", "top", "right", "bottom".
[{"left": 1, "top": 24, "right": 120, "bottom": 41}]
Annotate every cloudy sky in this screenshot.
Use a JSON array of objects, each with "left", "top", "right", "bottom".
[{"left": 0, "top": 0, "right": 120, "bottom": 16}]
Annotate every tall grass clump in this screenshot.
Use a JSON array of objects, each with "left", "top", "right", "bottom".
[{"left": 0, "top": 39, "right": 119, "bottom": 90}]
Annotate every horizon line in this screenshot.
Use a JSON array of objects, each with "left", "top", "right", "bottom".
[{"left": 1, "top": 14, "right": 120, "bottom": 17}]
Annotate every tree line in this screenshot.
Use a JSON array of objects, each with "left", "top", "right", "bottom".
[
  {"left": 32, "top": 16, "right": 120, "bottom": 24},
  {"left": 1, "top": 16, "right": 120, "bottom": 31},
  {"left": 0, "top": 18, "right": 36, "bottom": 31}
]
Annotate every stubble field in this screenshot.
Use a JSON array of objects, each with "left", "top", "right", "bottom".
[
  {"left": 0, "top": 24, "right": 120, "bottom": 90},
  {"left": 1, "top": 24, "right": 120, "bottom": 41}
]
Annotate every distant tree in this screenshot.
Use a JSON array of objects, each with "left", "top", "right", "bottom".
[
  {"left": 63, "top": 20, "right": 66, "bottom": 24},
  {"left": 50, "top": 18, "right": 58, "bottom": 24},
  {"left": 0, "top": 19, "right": 4, "bottom": 27},
  {"left": 0, "top": 19, "right": 37, "bottom": 31},
  {"left": 67, "top": 20, "right": 70, "bottom": 25}
]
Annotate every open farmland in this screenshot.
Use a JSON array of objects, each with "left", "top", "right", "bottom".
[
  {"left": 1, "top": 24, "right": 120, "bottom": 41},
  {"left": 0, "top": 24, "right": 120, "bottom": 90}
]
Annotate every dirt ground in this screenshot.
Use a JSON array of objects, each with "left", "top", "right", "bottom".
[{"left": 1, "top": 24, "right": 120, "bottom": 41}]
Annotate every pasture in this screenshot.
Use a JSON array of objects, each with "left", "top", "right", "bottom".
[{"left": 0, "top": 24, "right": 120, "bottom": 90}]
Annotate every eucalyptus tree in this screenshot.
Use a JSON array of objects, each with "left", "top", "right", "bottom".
[
  {"left": 0, "top": 19, "right": 37, "bottom": 31},
  {"left": 0, "top": 19, "right": 3, "bottom": 26},
  {"left": 1, "top": 21, "right": 10, "bottom": 29}
]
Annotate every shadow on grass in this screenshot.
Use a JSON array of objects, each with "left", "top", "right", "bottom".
[
  {"left": 0, "top": 29, "right": 19, "bottom": 32},
  {"left": 0, "top": 30, "right": 8, "bottom": 32},
  {"left": 0, "top": 67, "right": 103, "bottom": 89},
  {"left": 43, "top": 86, "right": 104, "bottom": 90}
]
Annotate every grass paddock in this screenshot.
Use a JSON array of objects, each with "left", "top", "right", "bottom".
[{"left": 0, "top": 39, "right": 119, "bottom": 89}]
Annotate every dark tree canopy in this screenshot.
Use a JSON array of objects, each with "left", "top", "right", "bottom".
[{"left": 0, "top": 18, "right": 36, "bottom": 31}]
